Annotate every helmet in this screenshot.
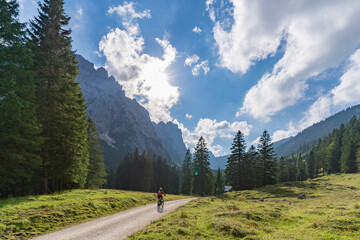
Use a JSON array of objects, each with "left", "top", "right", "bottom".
[{"left": 160, "top": 187, "right": 163, "bottom": 190}]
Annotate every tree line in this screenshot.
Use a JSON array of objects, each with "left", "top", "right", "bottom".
[
  {"left": 279, "top": 115, "right": 360, "bottom": 182},
  {"left": 179, "top": 130, "right": 277, "bottom": 196},
  {"left": 0, "top": 0, "right": 106, "bottom": 198},
  {"left": 105, "top": 149, "right": 180, "bottom": 194}
]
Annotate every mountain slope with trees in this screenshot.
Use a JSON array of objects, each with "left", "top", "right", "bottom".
[{"left": 274, "top": 104, "right": 360, "bottom": 157}]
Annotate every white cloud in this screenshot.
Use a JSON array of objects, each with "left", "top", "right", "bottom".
[
  {"left": 184, "top": 55, "right": 199, "bottom": 66},
  {"left": 185, "top": 114, "right": 192, "bottom": 119},
  {"left": 77, "top": 8, "right": 83, "bottom": 16},
  {"left": 272, "top": 48, "right": 360, "bottom": 142},
  {"left": 192, "top": 26, "right": 202, "bottom": 34},
  {"left": 331, "top": 49, "right": 360, "bottom": 106},
  {"left": 205, "top": 0, "right": 216, "bottom": 22},
  {"left": 100, "top": 3, "right": 179, "bottom": 123},
  {"left": 185, "top": 55, "right": 210, "bottom": 76},
  {"left": 210, "top": 0, "right": 360, "bottom": 120},
  {"left": 108, "top": 2, "right": 151, "bottom": 20},
  {"left": 192, "top": 60, "right": 210, "bottom": 76},
  {"left": 175, "top": 118, "right": 252, "bottom": 156},
  {"left": 271, "top": 122, "right": 297, "bottom": 142}
]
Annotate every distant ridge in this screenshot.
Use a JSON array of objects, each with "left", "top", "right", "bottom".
[{"left": 274, "top": 104, "right": 360, "bottom": 157}]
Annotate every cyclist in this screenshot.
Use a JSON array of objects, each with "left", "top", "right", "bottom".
[{"left": 157, "top": 187, "right": 166, "bottom": 207}]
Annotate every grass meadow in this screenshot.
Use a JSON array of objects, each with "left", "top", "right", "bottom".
[{"left": 130, "top": 174, "right": 360, "bottom": 239}]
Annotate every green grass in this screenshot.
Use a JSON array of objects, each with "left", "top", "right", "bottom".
[
  {"left": 130, "top": 173, "right": 360, "bottom": 239},
  {"left": 0, "top": 189, "right": 185, "bottom": 239}
]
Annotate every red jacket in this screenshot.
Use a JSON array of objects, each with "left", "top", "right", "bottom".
[{"left": 157, "top": 190, "right": 166, "bottom": 196}]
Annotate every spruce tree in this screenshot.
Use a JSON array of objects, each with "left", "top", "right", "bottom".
[
  {"left": 327, "top": 129, "right": 342, "bottom": 174},
  {"left": 257, "top": 130, "right": 277, "bottom": 186},
  {"left": 0, "top": 0, "right": 42, "bottom": 197},
  {"left": 340, "top": 117, "right": 358, "bottom": 173},
  {"left": 85, "top": 118, "right": 106, "bottom": 189},
  {"left": 247, "top": 145, "right": 260, "bottom": 188},
  {"left": 297, "top": 153, "right": 307, "bottom": 181},
  {"left": 29, "top": 0, "right": 89, "bottom": 192},
  {"left": 214, "top": 168, "right": 225, "bottom": 195},
  {"left": 307, "top": 149, "right": 316, "bottom": 179},
  {"left": 180, "top": 149, "right": 192, "bottom": 195},
  {"left": 278, "top": 157, "right": 287, "bottom": 182},
  {"left": 225, "top": 131, "right": 246, "bottom": 190},
  {"left": 192, "top": 136, "right": 213, "bottom": 196}
]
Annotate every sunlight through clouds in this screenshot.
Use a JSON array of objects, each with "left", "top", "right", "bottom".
[{"left": 100, "top": 2, "right": 179, "bottom": 123}]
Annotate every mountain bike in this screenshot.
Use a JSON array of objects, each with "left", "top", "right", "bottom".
[{"left": 157, "top": 198, "right": 164, "bottom": 210}]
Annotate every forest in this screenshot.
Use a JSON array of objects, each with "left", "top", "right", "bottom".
[{"left": 0, "top": 0, "right": 106, "bottom": 198}]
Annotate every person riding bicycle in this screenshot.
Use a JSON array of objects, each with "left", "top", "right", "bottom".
[{"left": 157, "top": 187, "right": 166, "bottom": 206}]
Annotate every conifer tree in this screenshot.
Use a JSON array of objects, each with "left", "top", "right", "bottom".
[
  {"left": 192, "top": 136, "right": 213, "bottom": 196},
  {"left": 257, "top": 130, "right": 277, "bottom": 186},
  {"left": 180, "top": 149, "right": 192, "bottom": 195},
  {"left": 85, "top": 118, "right": 106, "bottom": 189},
  {"left": 248, "top": 145, "right": 260, "bottom": 188},
  {"left": 29, "top": 0, "right": 89, "bottom": 192},
  {"left": 0, "top": 0, "right": 42, "bottom": 197},
  {"left": 278, "top": 157, "right": 287, "bottom": 182},
  {"left": 225, "top": 131, "right": 246, "bottom": 190},
  {"left": 307, "top": 149, "right": 316, "bottom": 179},
  {"left": 297, "top": 153, "right": 306, "bottom": 181},
  {"left": 214, "top": 168, "right": 225, "bottom": 195},
  {"left": 327, "top": 127, "right": 343, "bottom": 174},
  {"left": 340, "top": 117, "right": 358, "bottom": 173}
]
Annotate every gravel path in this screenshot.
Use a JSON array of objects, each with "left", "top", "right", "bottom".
[{"left": 32, "top": 198, "right": 195, "bottom": 240}]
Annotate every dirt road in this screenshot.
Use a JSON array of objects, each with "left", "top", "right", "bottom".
[{"left": 32, "top": 198, "right": 195, "bottom": 240}]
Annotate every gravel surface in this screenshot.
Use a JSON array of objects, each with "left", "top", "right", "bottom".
[{"left": 32, "top": 198, "right": 195, "bottom": 240}]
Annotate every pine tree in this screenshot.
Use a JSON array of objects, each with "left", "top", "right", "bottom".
[
  {"left": 327, "top": 127, "right": 343, "bottom": 174},
  {"left": 340, "top": 117, "right": 358, "bottom": 173},
  {"left": 297, "top": 153, "right": 306, "bottom": 181},
  {"left": 247, "top": 145, "right": 260, "bottom": 188},
  {"left": 180, "top": 149, "right": 192, "bottom": 195},
  {"left": 257, "top": 130, "right": 277, "bottom": 186},
  {"left": 0, "top": 0, "right": 42, "bottom": 197},
  {"left": 307, "top": 149, "right": 316, "bottom": 179},
  {"left": 85, "top": 118, "right": 106, "bottom": 189},
  {"left": 29, "top": 0, "right": 89, "bottom": 192},
  {"left": 225, "top": 131, "right": 246, "bottom": 190},
  {"left": 278, "top": 157, "right": 287, "bottom": 182},
  {"left": 192, "top": 136, "right": 213, "bottom": 196},
  {"left": 214, "top": 168, "right": 225, "bottom": 195}
]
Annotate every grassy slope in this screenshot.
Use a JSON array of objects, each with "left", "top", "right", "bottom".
[
  {"left": 130, "top": 174, "right": 360, "bottom": 240},
  {"left": 0, "top": 189, "right": 185, "bottom": 240}
]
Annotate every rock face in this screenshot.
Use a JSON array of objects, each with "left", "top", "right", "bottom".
[
  {"left": 153, "top": 122, "right": 187, "bottom": 165},
  {"left": 76, "top": 55, "right": 170, "bottom": 168}
]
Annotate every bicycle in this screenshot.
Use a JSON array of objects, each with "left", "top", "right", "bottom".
[{"left": 157, "top": 198, "right": 164, "bottom": 210}]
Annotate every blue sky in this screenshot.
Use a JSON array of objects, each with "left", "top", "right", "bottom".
[{"left": 19, "top": 0, "right": 360, "bottom": 156}]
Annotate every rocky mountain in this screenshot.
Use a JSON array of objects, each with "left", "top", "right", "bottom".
[
  {"left": 274, "top": 104, "right": 360, "bottom": 157},
  {"left": 153, "top": 122, "right": 187, "bottom": 165},
  {"left": 76, "top": 55, "right": 171, "bottom": 168},
  {"left": 209, "top": 153, "right": 228, "bottom": 170}
]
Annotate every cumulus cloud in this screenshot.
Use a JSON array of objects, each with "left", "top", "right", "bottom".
[
  {"left": 185, "top": 114, "right": 192, "bottom": 119},
  {"left": 175, "top": 118, "right": 252, "bottom": 156},
  {"left": 210, "top": 0, "right": 360, "bottom": 120},
  {"left": 100, "top": 2, "right": 179, "bottom": 123},
  {"left": 331, "top": 49, "right": 360, "bottom": 106},
  {"left": 272, "top": 48, "right": 360, "bottom": 141},
  {"left": 184, "top": 55, "right": 199, "bottom": 66},
  {"left": 192, "top": 26, "right": 202, "bottom": 34}
]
